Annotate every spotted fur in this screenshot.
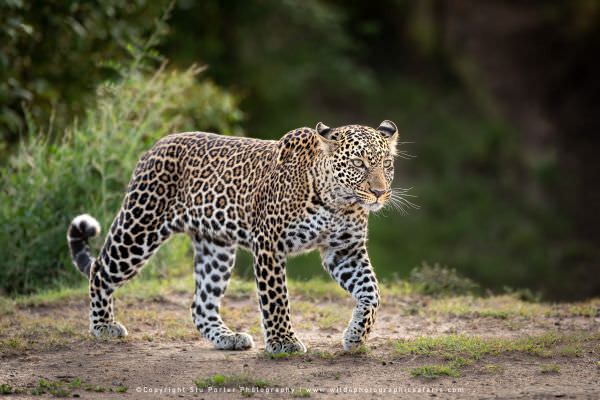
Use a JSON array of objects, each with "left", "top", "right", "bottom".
[{"left": 67, "top": 121, "right": 399, "bottom": 353}]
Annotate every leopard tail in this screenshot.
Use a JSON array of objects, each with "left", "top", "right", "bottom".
[{"left": 67, "top": 214, "right": 101, "bottom": 277}]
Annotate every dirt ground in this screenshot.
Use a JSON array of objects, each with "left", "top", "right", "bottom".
[{"left": 1, "top": 282, "right": 599, "bottom": 399}]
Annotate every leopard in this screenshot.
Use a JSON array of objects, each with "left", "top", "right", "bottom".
[{"left": 67, "top": 120, "right": 401, "bottom": 354}]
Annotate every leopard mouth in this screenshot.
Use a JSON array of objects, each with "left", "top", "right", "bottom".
[
  {"left": 332, "top": 188, "right": 386, "bottom": 211},
  {"left": 354, "top": 196, "right": 385, "bottom": 212}
]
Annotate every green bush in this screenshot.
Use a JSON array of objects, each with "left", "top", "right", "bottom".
[
  {"left": 409, "top": 262, "right": 479, "bottom": 296},
  {"left": 0, "top": 0, "right": 169, "bottom": 153},
  {"left": 0, "top": 64, "right": 242, "bottom": 295}
]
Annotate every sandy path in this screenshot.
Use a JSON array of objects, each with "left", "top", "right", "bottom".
[{"left": 1, "top": 290, "right": 599, "bottom": 399}]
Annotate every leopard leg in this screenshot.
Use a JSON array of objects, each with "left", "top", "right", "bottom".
[
  {"left": 321, "top": 240, "right": 380, "bottom": 350},
  {"left": 191, "top": 237, "right": 253, "bottom": 350},
  {"left": 88, "top": 213, "right": 171, "bottom": 338},
  {"left": 253, "top": 247, "right": 305, "bottom": 354}
]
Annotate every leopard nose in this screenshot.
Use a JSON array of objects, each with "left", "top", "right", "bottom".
[{"left": 370, "top": 188, "right": 387, "bottom": 198}]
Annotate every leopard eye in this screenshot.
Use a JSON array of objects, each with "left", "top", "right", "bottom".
[
  {"left": 351, "top": 159, "right": 365, "bottom": 168},
  {"left": 383, "top": 159, "right": 393, "bottom": 168}
]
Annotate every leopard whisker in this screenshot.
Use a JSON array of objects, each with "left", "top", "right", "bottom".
[
  {"left": 390, "top": 192, "right": 417, "bottom": 198},
  {"left": 388, "top": 187, "right": 420, "bottom": 213},
  {"left": 385, "top": 198, "right": 409, "bottom": 216},
  {"left": 397, "top": 150, "right": 416, "bottom": 160},
  {"left": 395, "top": 197, "right": 420, "bottom": 210},
  {"left": 390, "top": 192, "right": 420, "bottom": 207}
]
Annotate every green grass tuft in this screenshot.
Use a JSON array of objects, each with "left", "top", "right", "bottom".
[
  {"left": 22, "top": 378, "right": 123, "bottom": 397},
  {"left": 68, "top": 378, "right": 82, "bottom": 389},
  {"left": 347, "top": 344, "right": 371, "bottom": 355},
  {"left": 396, "top": 332, "right": 590, "bottom": 362},
  {"left": 396, "top": 332, "right": 594, "bottom": 377},
  {"left": 194, "top": 374, "right": 270, "bottom": 389},
  {"left": 261, "top": 351, "right": 305, "bottom": 360},
  {"left": 481, "top": 364, "right": 503, "bottom": 374},
  {"left": 31, "top": 379, "right": 70, "bottom": 397},
  {"left": 293, "top": 388, "right": 312, "bottom": 397},
  {"left": 425, "top": 294, "right": 551, "bottom": 319},
  {"left": 308, "top": 349, "right": 337, "bottom": 360},
  {"left": 411, "top": 364, "right": 460, "bottom": 379},
  {"left": 540, "top": 363, "right": 560, "bottom": 374},
  {"left": 0, "top": 384, "right": 13, "bottom": 394}
]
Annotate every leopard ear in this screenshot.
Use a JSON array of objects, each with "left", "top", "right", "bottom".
[
  {"left": 377, "top": 120, "right": 399, "bottom": 155},
  {"left": 315, "top": 122, "right": 336, "bottom": 154},
  {"left": 316, "top": 122, "right": 332, "bottom": 139},
  {"left": 377, "top": 120, "right": 397, "bottom": 138}
]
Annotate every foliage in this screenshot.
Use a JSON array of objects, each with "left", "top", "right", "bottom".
[
  {"left": 246, "top": 75, "right": 568, "bottom": 298},
  {"left": 0, "top": 0, "right": 173, "bottom": 154},
  {"left": 0, "top": 62, "right": 242, "bottom": 295},
  {"left": 161, "top": 0, "right": 376, "bottom": 136}
]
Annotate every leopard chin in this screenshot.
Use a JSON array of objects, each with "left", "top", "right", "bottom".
[
  {"left": 362, "top": 202, "right": 384, "bottom": 212},
  {"left": 353, "top": 195, "right": 385, "bottom": 212}
]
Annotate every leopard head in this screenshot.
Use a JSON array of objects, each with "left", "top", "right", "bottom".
[{"left": 316, "top": 120, "right": 398, "bottom": 212}]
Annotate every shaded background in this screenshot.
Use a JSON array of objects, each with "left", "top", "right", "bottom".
[{"left": 1, "top": 0, "right": 599, "bottom": 300}]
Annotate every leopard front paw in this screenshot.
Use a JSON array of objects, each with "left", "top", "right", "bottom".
[
  {"left": 265, "top": 335, "right": 306, "bottom": 354},
  {"left": 342, "top": 327, "right": 365, "bottom": 351},
  {"left": 91, "top": 322, "right": 128, "bottom": 338}
]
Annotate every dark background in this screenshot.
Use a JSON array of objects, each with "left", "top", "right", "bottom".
[{"left": 1, "top": 0, "right": 599, "bottom": 299}]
